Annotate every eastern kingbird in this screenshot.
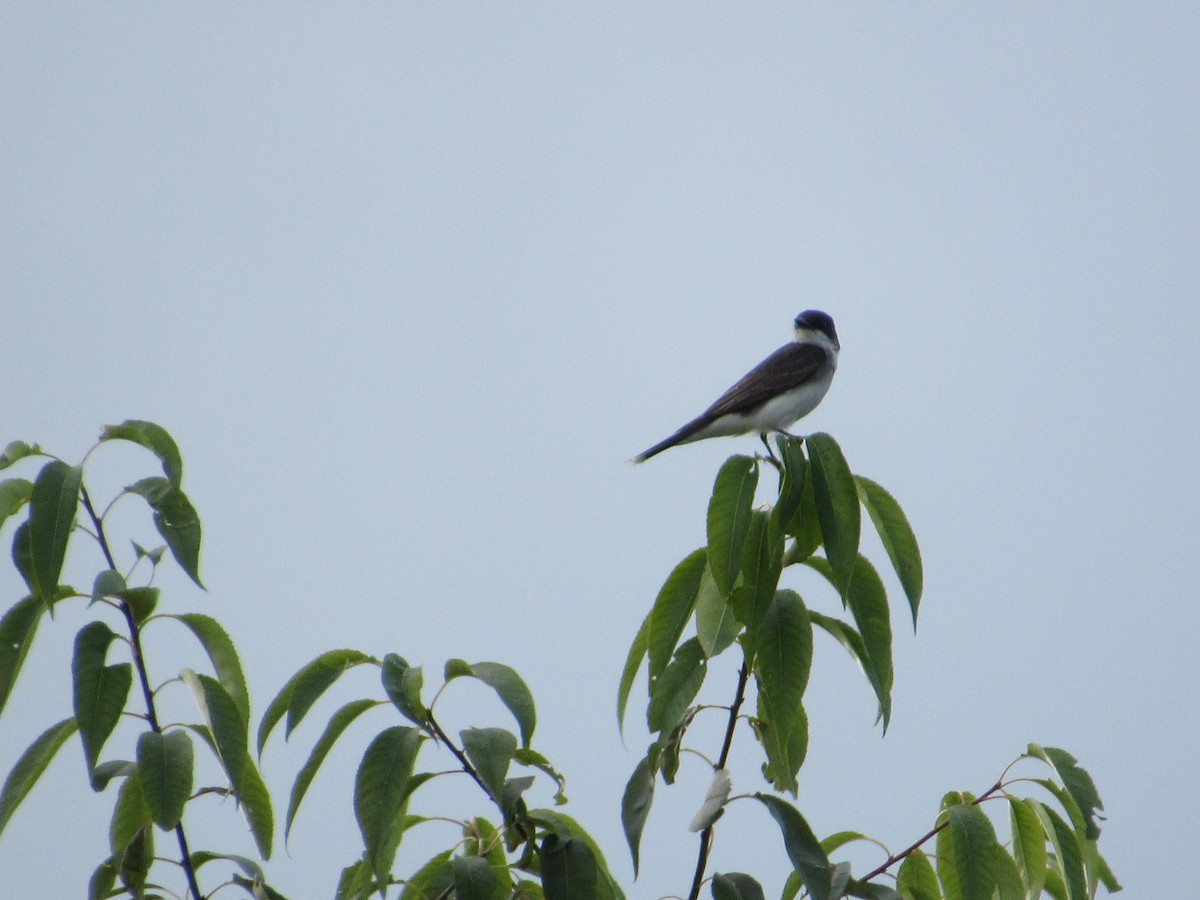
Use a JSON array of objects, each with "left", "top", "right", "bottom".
[{"left": 632, "top": 310, "right": 839, "bottom": 463}]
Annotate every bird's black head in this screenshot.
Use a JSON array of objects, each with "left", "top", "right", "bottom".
[{"left": 794, "top": 310, "right": 839, "bottom": 346}]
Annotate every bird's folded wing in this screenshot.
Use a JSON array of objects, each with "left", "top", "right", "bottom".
[{"left": 701, "top": 341, "right": 829, "bottom": 418}]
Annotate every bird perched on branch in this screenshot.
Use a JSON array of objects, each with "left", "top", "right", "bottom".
[{"left": 632, "top": 310, "right": 839, "bottom": 463}]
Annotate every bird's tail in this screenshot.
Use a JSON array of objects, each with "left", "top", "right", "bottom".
[{"left": 630, "top": 418, "right": 710, "bottom": 463}]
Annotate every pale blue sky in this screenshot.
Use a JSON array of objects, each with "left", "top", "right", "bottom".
[{"left": 2, "top": 5, "right": 1196, "bottom": 898}]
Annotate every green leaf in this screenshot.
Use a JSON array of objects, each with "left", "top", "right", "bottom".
[
  {"left": 729, "top": 509, "right": 783, "bottom": 647},
  {"left": 110, "top": 769, "right": 151, "bottom": 855},
  {"left": 805, "top": 433, "right": 860, "bottom": 593},
  {"left": 0, "top": 477, "right": 33, "bottom": 535},
  {"left": 754, "top": 794, "right": 832, "bottom": 900},
  {"left": 170, "top": 613, "right": 251, "bottom": 727},
  {"left": 541, "top": 836, "right": 600, "bottom": 900},
  {"left": 620, "top": 755, "right": 654, "bottom": 876},
  {"left": 127, "top": 476, "right": 204, "bottom": 588},
  {"left": 0, "top": 441, "right": 42, "bottom": 470},
  {"left": 399, "top": 850, "right": 454, "bottom": 900},
  {"left": 809, "top": 601, "right": 891, "bottom": 727},
  {"left": 647, "top": 637, "right": 706, "bottom": 735},
  {"left": 118, "top": 826, "right": 153, "bottom": 896},
  {"left": 236, "top": 751, "right": 275, "bottom": 859},
  {"left": 28, "top": 460, "right": 82, "bottom": 602},
  {"left": 11, "top": 521, "right": 35, "bottom": 596},
  {"left": 755, "top": 689, "right": 808, "bottom": 795},
  {"left": 896, "top": 848, "right": 940, "bottom": 900},
  {"left": 190, "top": 850, "right": 265, "bottom": 879},
  {"left": 0, "top": 717, "right": 79, "bottom": 839},
  {"left": 935, "top": 803, "right": 1000, "bottom": 900},
  {"left": 513, "top": 747, "right": 569, "bottom": 805},
  {"left": 461, "top": 727, "right": 517, "bottom": 803},
  {"left": 1029, "top": 801, "right": 1086, "bottom": 900},
  {"left": 647, "top": 548, "right": 707, "bottom": 681},
  {"left": 452, "top": 854, "right": 499, "bottom": 900},
  {"left": 617, "top": 614, "right": 650, "bottom": 735},
  {"left": 275, "top": 648, "right": 376, "bottom": 742},
  {"left": 446, "top": 660, "right": 537, "bottom": 749},
  {"left": 100, "top": 420, "right": 184, "bottom": 487},
  {"left": 91, "top": 569, "right": 127, "bottom": 602},
  {"left": 136, "top": 730, "right": 193, "bottom": 830},
  {"left": 116, "top": 586, "right": 159, "bottom": 626},
  {"left": 88, "top": 857, "right": 119, "bottom": 900},
  {"left": 0, "top": 594, "right": 45, "bottom": 716},
  {"left": 845, "top": 556, "right": 893, "bottom": 731},
  {"left": 707, "top": 455, "right": 759, "bottom": 596},
  {"left": 72, "top": 622, "right": 133, "bottom": 786},
  {"left": 695, "top": 565, "right": 740, "bottom": 658},
  {"left": 990, "top": 844, "right": 1025, "bottom": 900},
  {"left": 285, "top": 698, "right": 380, "bottom": 841},
  {"left": 528, "top": 810, "right": 626, "bottom": 900},
  {"left": 381, "top": 654, "right": 427, "bottom": 729},
  {"left": 1008, "top": 796, "right": 1047, "bottom": 898},
  {"left": 772, "top": 435, "right": 808, "bottom": 532},
  {"left": 354, "top": 726, "right": 423, "bottom": 881},
  {"left": 855, "top": 476, "right": 923, "bottom": 627},
  {"left": 753, "top": 590, "right": 812, "bottom": 743},
  {"left": 181, "top": 668, "right": 247, "bottom": 785},
  {"left": 92, "top": 759, "right": 135, "bottom": 790},
  {"left": 1025, "top": 744, "right": 1105, "bottom": 840},
  {"left": 712, "top": 872, "right": 766, "bottom": 900}
]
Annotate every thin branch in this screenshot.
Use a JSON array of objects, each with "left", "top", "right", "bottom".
[
  {"left": 80, "top": 484, "right": 206, "bottom": 900},
  {"left": 686, "top": 659, "right": 751, "bottom": 900}
]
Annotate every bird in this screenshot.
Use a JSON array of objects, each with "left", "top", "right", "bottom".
[{"left": 632, "top": 310, "right": 839, "bottom": 463}]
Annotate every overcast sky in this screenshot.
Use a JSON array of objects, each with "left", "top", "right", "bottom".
[{"left": 2, "top": 5, "right": 1196, "bottom": 898}]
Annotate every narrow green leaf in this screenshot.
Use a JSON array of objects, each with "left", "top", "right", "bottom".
[
  {"left": 695, "top": 565, "right": 740, "bottom": 658},
  {"left": 73, "top": 622, "right": 133, "bottom": 785},
  {"left": 170, "top": 613, "right": 251, "bottom": 727},
  {"left": 809, "top": 604, "right": 891, "bottom": 727},
  {"left": 755, "top": 689, "right": 808, "bottom": 795},
  {"left": 181, "top": 668, "right": 247, "bottom": 786},
  {"left": 0, "top": 594, "right": 45, "bottom": 716},
  {"left": 1030, "top": 802, "right": 1087, "bottom": 900},
  {"left": 335, "top": 856, "right": 377, "bottom": 900},
  {"left": 398, "top": 850, "right": 454, "bottom": 900},
  {"left": 354, "top": 726, "right": 423, "bottom": 880},
  {"left": 712, "top": 872, "right": 766, "bottom": 900},
  {"left": 1009, "top": 796, "right": 1048, "bottom": 898},
  {"left": 258, "top": 648, "right": 376, "bottom": 754},
  {"left": 285, "top": 698, "right": 380, "bottom": 841},
  {"left": 92, "top": 759, "right": 135, "bottom": 790},
  {"left": 100, "top": 420, "right": 184, "bottom": 488},
  {"left": 236, "top": 751, "right": 275, "bottom": 859},
  {"left": 647, "top": 548, "right": 706, "bottom": 681},
  {"left": 0, "top": 717, "right": 79, "bottom": 839},
  {"left": 855, "top": 476, "right": 923, "bottom": 627},
  {"left": 646, "top": 637, "right": 706, "bottom": 735},
  {"left": 707, "top": 456, "right": 759, "bottom": 596},
  {"left": 935, "top": 803, "right": 1000, "bottom": 900},
  {"left": 88, "top": 857, "right": 119, "bottom": 900},
  {"left": 450, "top": 661, "right": 537, "bottom": 749},
  {"left": 754, "top": 794, "right": 832, "bottom": 900},
  {"left": 617, "top": 613, "right": 650, "bottom": 735},
  {"left": 990, "top": 844, "right": 1025, "bottom": 900},
  {"left": 620, "top": 755, "right": 654, "bottom": 876},
  {"left": 110, "top": 768, "right": 151, "bottom": 855},
  {"left": 845, "top": 881, "right": 902, "bottom": 900},
  {"left": 753, "top": 589, "right": 812, "bottom": 742},
  {"left": 729, "top": 509, "right": 783, "bottom": 648},
  {"left": 127, "top": 476, "right": 204, "bottom": 588},
  {"left": 461, "top": 727, "right": 517, "bottom": 803},
  {"left": 28, "top": 460, "right": 82, "bottom": 602},
  {"left": 513, "top": 747, "right": 568, "bottom": 805},
  {"left": 0, "top": 477, "right": 33, "bottom": 535},
  {"left": 772, "top": 435, "right": 807, "bottom": 532},
  {"left": 136, "top": 730, "right": 193, "bottom": 830},
  {"left": 452, "top": 854, "right": 499, "bottom": 900},
  {"left": 845, "top": 556, "right": 893, "bottom": 731},
  {"left": 381, "top": 654, "right": 427, "bottom": 729},
  {"left": 0, "top": 441, "right": 42, "bottom": 470},
  {"left": 896, "top": 848, "right": 940, "bottom": 900},
  {"left": 118, "top": 826, "right": 153, "bottom": 895},
  {"left": 805, "top": 433, "right": 860, "bottom": 593},
  {"left": 11, "top": 521, "right": 35, "bottom": 596},
  {"left": 1025, "top": 744, "right": 1105, "bottom": 840},
  {"left": 189, "top": 850, "right": 265, "bottom": 880},
  {"left": 783, "top": 466, "right": 823, "bottom": 561}
]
